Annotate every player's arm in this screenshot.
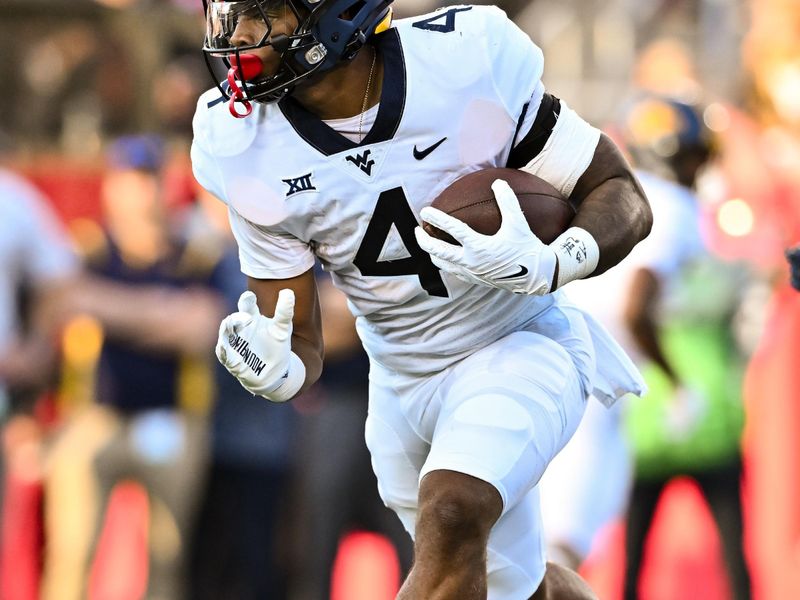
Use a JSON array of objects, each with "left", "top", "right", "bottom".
[
  {"left": 623, "top": 267, "right": 680, "bottom": 386},
  {"left": 0, "top": 277, "right": 76, "bottom": 394},
  {"left": 214, "top": 268, "right": 323, "bottom": 402},
  {"left": 416, "top": 98, "right": 652, "bottom": 296},
  {"left": 415, "top": 12, "right": 650, "bottom": 293},
  {"left": 247, "top": 269, "right": 324, "bottom": 395},
  {"left": 508, "top": 93, "right": 652, "bottom": 289},
  {"left": 567, "top": 134, "right": 652, "bottom": 277}
]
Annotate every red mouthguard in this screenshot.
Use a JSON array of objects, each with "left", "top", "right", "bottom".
[{"left": 226, "top": 54, "right": 263, "bottom": 119}]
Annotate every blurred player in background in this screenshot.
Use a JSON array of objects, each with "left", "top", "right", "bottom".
[
  {"left": 194, "top": 1, "right": 652, "bottom": 598},
  {"left": 0, "top": 130, "right": 78, "bottom": 597},
  {"left": 542, "top": 97, "right": 752, "bottom": 600},
  {"left": 0, "top": 131, "right": 77, "bottom": 421},
  {"left": 618, "top": 97, "right": 752, "bottom": 600},
  {"left": 42, "top": 135, "right": 223, "bottom": 600}
]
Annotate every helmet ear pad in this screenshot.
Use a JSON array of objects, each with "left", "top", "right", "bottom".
[{"left": 301, "top": 0, "right": 391, "bottom": 67}]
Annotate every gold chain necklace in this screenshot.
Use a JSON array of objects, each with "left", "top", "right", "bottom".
[{"left": 358, "top": 47, "right": 377, "bottom": 143}]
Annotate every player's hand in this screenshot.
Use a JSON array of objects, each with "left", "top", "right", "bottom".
[
  {"left": 415, "top": 179, "right": 557, "bottom": 295},
  {"left": 215, "top": 290, "right": 306, "bottom": 402},
  {"left": 665, "top": 385, "right": 707, "bottom": 440}
]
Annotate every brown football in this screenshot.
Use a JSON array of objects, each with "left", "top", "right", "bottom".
[{"left": 422, "top": 168, "right": 575, "bottom": 245}]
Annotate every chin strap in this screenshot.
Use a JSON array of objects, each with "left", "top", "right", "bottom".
[{"left": 226, "top": 54, "right": 263, "bottom": 119}]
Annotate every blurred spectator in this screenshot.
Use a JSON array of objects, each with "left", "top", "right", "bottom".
[
  {"left": 151, "top": 54, "right": 210, "bottom": 140},
  {"left": 0, "top": 131, "right": 78, "bottom": 416},
  {"left": 41, "top": 135, "right": 223, "bottom": 600},
  {"left": 788, "top": 245, "right": 800, "bottom": 291},
  {"left": 0, "top": 130, "right": 78, "bottom": 598},
  {"left": 287, "top": 270, "right": 413, "bottom": 600},
  {"left": 188, "top": 188, "right": 298, "bottom": 600}
]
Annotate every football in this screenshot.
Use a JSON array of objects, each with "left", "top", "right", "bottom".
[{"left": 422, "top": 168, "right": 575, "bottom": 245}]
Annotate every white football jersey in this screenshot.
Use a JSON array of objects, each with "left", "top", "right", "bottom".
[
  {"left": 192, "top": 5, "right": 635, "bottom": 388},
  {"left": 0, "top": 170, "right": 77, "bottom": 353}
]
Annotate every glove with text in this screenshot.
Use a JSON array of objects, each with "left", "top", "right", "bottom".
[
  {"left": 215, "top": 289, "right": 306, "bottom": 403},
  {"left": 414, "top": 179, "right": 558, "bottom": 295}
]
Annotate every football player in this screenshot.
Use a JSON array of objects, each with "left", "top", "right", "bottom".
[{"left": 192, "top": 1, "right": 653, "bottom": 598}]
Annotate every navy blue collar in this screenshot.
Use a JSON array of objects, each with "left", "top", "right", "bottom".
[{"left": 278, "top": 28, "right": 406, "bottom": 156}]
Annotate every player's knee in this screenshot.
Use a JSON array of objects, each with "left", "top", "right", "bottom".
[{"left": 418, "top": 470, "right": 502, "bottom": 544}]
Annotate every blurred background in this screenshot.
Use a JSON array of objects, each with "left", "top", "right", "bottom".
[{"left": 0, "top": 0, "right": 798, "bottom": 599}]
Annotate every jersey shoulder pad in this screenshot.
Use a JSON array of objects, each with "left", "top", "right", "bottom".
[
  {"left": 398, "top": 5, "right": 542, "bottom": 91},
  {"left": 400, "top": 4, "right": 509, "bottom": 39},
  {"left": 192, "top": 86, "right": 260, "bottom": 159}
]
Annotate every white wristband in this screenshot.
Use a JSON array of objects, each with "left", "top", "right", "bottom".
[
  {"left": 549, "top": 227, "right": 600, "bottom": 290},
  {"left": 261, "top": 352, "right": 306, "bottom": 403}
]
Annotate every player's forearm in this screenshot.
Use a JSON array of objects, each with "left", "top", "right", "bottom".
[
  {"left": 626, "top": 315, "right": 680, "bottom": 385},
  {"left": 624, "top": 269, "right": 680, "bottom": 386},
  {"left": 568, "top": 135, "right": 652, "bottom": 276},
  {"left": 570, "top": 175, "right": 651, "bottom": 275},
  {"left": 291, "top": 333, "right": 324, "bottom": 396}
]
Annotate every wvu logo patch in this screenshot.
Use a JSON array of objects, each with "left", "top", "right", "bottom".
[
  {"left": 345, "top": 149, "right": 375, "bottom": 176},
  {"left": 282, "top": 173, "right": 316, "bottom": 197}
]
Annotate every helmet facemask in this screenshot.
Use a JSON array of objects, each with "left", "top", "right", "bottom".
[{"left": 202, "top": 0, "right": 327, "bottom": 112}]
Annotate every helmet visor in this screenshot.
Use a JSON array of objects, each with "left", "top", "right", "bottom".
[{"left": 205, "top": 0, "right": 284, "bottom": 52}]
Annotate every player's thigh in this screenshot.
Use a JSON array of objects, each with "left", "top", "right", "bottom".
[
  {"left": 539, "top": 398, "right": 631, "bottom": 558},
  {"left": 421, "top": 330, "right": 588, "bottom": 512},
  {"left": 365, "top": 366, "right": 430, "bottom": 537}
]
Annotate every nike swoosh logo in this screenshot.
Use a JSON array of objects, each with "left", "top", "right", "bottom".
[
  {"left": 497, "top": 265, "right": 529, "bottom": 280},
  {"left": 413, "top": 137, "right": 447, "bottom": 160}
]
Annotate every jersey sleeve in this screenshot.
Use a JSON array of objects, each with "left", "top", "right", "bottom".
[
  {"left": 15, "top": 182, "right": 77, "bottom": 284},
  {"left": 637, "top": 193, "right": 703, "bottom": 279},
  {"left": 484, "top": 7, "right": 544, "bottom": 124},
  {"left": 483, "top": 8, "right": 600, "bottom": 197},
  {"left": 227, "top": 206, "right": 315, "bottom": 280},
  {"left": 191, "top": 91, "right": 230, "bottom": 204},
  {"left": 627, "top": 174, "right": 704, "bottom": 278}
]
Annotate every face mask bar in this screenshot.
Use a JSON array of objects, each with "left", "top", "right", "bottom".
[{"left": 202, "top": 0, "right": 327, "bottom": 111}]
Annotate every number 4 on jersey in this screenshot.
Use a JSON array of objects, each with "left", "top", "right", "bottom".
[
  {"left": 354, "top": 188, "right": 448, "bottom": 297},
  {"left": 412, "top": 6, "right": 472, "bottom": 33}
]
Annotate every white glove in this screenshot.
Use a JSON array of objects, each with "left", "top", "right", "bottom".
[
  {"left": 215, "top": 289, "right": 306, "bottom": 403},
  {"left": 414, "top": 179, "right": 558, "bottom": 295}
]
